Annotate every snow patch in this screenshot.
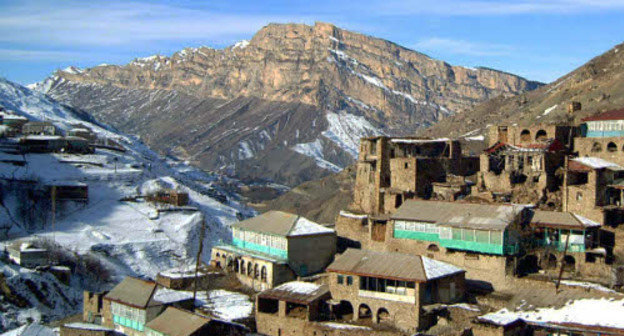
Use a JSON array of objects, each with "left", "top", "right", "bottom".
[
  {"left": 233, "top": 40, "right": 250, "bottom": 49},
  {"left": 292, "top": 139, "right": 341, "bottom": 172},
  {"left": 322, "top": 111, "right": 382, "bottom": 159},
  {"left": 422, "top": 256, "right": 464, "bottom": 280},
  {"left": 289, "top": 217, "right": 334, "bottom": 236}
]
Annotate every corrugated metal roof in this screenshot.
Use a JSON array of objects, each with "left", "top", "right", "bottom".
[
  {"left": 392, "top": 200, "right": 526, "bottom": 231},
  {"left": 326, "top": 249, "right": 463, "bottom": 282},
  {"left": 231, "top": 210, "right": 334, "bottom": 237},
  {"left": 104, "top": 277, "right": 158, "bottom": 308},
  {"left": 582, "top": 108, "right": 624, "bottom": 122},
  {"left": 531, "top": 210, "right": 601, "bottom": 229},
  {"left": 145, "top": 307, "right": 210, "bottom": 336},
  {"left": 257, "top": 281, "right": 330, "bottom": 304}
]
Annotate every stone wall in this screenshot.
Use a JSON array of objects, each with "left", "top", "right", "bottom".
[
  {"left": 83, "top": 291, "right": 107, "bottom": 324},
  {"left": 288, "top": 233, "right": 337, "bottom": 276},
  {"left": 575, "top": 136, "right": 624, "bottom": 166},
  {"left": 60, "top": 326, "right": 114, "bottom": 336}
]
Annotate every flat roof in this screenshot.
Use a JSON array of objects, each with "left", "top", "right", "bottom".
[{"left": 257, "top": 281, "right": 329, "bottom": 304}]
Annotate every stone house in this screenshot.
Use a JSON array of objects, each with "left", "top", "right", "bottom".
[
  {"left": 478, "top": 139, "right": 566, "bottom": 194},
  {"left": 144, "top": 306, "right": 247, "bottom": 336},
  {"left": 524, "top": 210, "right": 611, "bottom": 279},
  {"left": 60, "top": 323, "right": 117, "bottom": 336},
  {"left": 336, "top": 200, "right": 530, "bottom": 288},
  {"left": 563, "top": 157, "right": 624, "bottom": 226},
  {"left": 256, "top": 281, "right": 331, "bottom": 336},
  {"left": 101, "top": 277, "right": 195, "bottom": 336},
  {"left": 68, "top": 127, "right": 97, "bottom": 142},
  {"left": 351, "top": 136, "right": 479, "bottom": 216},
  {"left": 7, "top": 241, "right": 48, "bottom": 268},
  {"left": 20, "top": 135, "right": 66, "bottom": 153},
  {"left": 145, "top": 189, "right": 189, "bottom": 207},
  {"left": 84, "top": 291, "right": 108, "bottom": 324},
  {"left": 211, "top": 211, "right": 337, "bottom": 291},
  {"left": 325, "top": 248, "right": 465, "bottom": 332},
  {"left": 2, "top": 114, "right": 28, "bottom": 130},
  {"left": 22, "top": 121, "right": 57, "bottom": 136},
  {"left": 486, "top": 124, "right": 577, "bottom": 148},
  {"left": 574, "top": 109, "right": 624, "bottom": 167}
]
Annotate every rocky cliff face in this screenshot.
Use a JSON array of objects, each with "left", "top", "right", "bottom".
[{"left": 38, "top": 22, "right": 541, "bottom": 186}]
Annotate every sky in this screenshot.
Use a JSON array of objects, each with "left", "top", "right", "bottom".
[{"left": 0, "top": 0, "right": 624, "bottom": 85}]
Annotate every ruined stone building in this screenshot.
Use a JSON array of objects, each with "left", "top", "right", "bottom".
[
  {"left": 351, "top": 136, "right": 479, "bottom": 216},
  {"left": 325, "top": 249, "right": 465, "bottom": 332},
  {"left": 478, "top": 140, "right": 566, "bottom": 195},
  {"left": 211, "top": 211, "right": 337, "bottom": 291},
  {"left": 564, "top": 157, "right": 624, "bottom": 226},
  {"left": 486, "top": 124, "right": 577, "bottom": 149}
]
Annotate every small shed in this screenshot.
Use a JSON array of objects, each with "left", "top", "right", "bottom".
[
  {"left": 65, "top": 136, "right": 93, "bottom": 154},
  {"left": 7, "top": 242, "right": 48, "bottom": 268},
  {"left": 48, "top": 181, "right": 89, "bottom": 202},
  {"left": 68, "top": 127, "right": 97, "bottom": 142},
  {"left": 22, "top": 121, "right": 57, "bottom": 136},
  {"left": 146, "top": 189, "right": 189, "bottom": 206}
]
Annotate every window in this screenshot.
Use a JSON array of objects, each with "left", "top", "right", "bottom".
[
  {"left": 404, "top": 162, "right": 409, "bottom": 169},
  {"left": 576, "top": 192, "right": 583, "bottom": 201},
  {"left": 464, "top": 229, "right": 475, "bottom": 242},
  {"left": 360, "top": 276, "right": 410, "bottom": 295},
  {"left": 475, "top": 230, "right": 489, "bottom": 244},
  {"left": 490, "top": 231, "right": 502, "bottom": 245},
  {"left": 347, "top": 276, "right": 353, "bottom": 285},
  {"left": 337, "top": 275, "right": 344, "bottom": 284},
  {"left": 452, "top": 228, "right": 462, "bottom": 240}
]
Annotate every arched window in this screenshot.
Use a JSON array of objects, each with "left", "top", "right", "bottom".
[
  {"left": 358, "top": 304, "right": 372, "bottom": 320},
  {"left": 427, "top": 244, "right": 440, "bottom": 252},
  {"left": 254, "top": 264, "right": 259, "bottom": 279},
  {"left": 608, "top": 142, "right": 617, "bottom": 152},
  {"left": 592, "top": 142, "right": 602, "bottom": 152},
  {"left": 563, "top": 255, "right": 576, "bottom": 272},
  {"left": 260, "top": 266, "right": 267, "bottom": 282},
  {"left": 240, "top": 260, "right": 246, "bottom": 274},
  {"left": 377, "top": 308, "right": 390, "bottom": 324},
  {"left": 535, "top": 129, "right": 547, "bottom": 141},
  {"left": 520, "top": 129, "right": 531, "bottom": 142},
  {"left": 247, "top": 261, "right": 253, "bottom": 276}
]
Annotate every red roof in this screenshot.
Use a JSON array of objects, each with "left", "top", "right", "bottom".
[
  {"left": 582, "top": 108, "right": 624, "bottom": 122},
  {"left": 568, "top": 160, "right": 592, "bottom": 172}
]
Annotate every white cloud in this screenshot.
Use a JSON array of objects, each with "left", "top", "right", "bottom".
[
  {"left": 0, "top": 48, "right": 92, "bottom": 61},
  {"left": 0, "top": 1, "right": 312, "bottom": 46},
  {"left": 414, "top": 38, "right": 513, "bottom": 57}
]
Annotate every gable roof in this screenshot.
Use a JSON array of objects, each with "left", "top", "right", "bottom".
[
  {"left": 530, "top": 210, "right": 601, "bottom": 229},
  {"left": 232, "top": 211, "right": 334, "bottom": 237},
  {"left": 145, "top": 307, "right": 210, "bottom": 336},
  {"left": 326, "top": 249, "right": 464, "bottom": 282},
  {"left": 257, "top": 281, "right": 330, "bottom": 304},
  {"left": 582, "top": 108, "right": 624, "bottom": 122},
  {"left": 392, "top": 200, "right": 526, "bottom": 231},
  {"left": 104, "top": 277, "right": 159, "bottom": 308}
]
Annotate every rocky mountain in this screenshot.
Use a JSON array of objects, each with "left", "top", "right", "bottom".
[
  {"left": 422, "top": 42, "right": 624, "bottom": 139},
  {"left": 35, "top": 22, "right": 541, "bottom": 186}
]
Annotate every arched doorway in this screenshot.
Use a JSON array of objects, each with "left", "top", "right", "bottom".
[
  {"left": 516, "top": 254, "right": 539, "bottom": 276},
  {"left": 535, "top": 130, "right": 547, "bottom": 141},
  {"left": 427, "top": 244, "right": 440, "bottom": 252},
  {"left": 545, "top": 253, "right": 557, "bottom": 269},
  {"left": 377, "top": 308, "right": 390, "bottom": 324},
  {"left": 240, "top": 260, "right": 246, "bottom": 274},
  {"left": 520, "top": 129, "right": 531, "bottom": 142},
  {"left": 358, "top": 304, "right": 372, "bottom": 321},
  {"left": 334, "top": 301, "right": 353, "bottom": 321},
  {"left": 592, "top": 142, "right": 602, "bottom": 152},
  {"left": 247, "top": 261, "right": 253, "bottom": 276},
  {"left": 608, "top": 142, "right": 617, "bottom": 152}
]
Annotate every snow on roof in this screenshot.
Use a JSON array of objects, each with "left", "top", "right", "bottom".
[
  {"left": 479, "top": 298, "right": 624, "bottom": 330},
  {"left": 288, "top": 216, "right": 335, "bottom": 236},
  {"left": 422, "top": 256, "right": 465, "bottom": 280},
  {"left": 571, "top": 157, "right": 623, "bottom": 170},
  {"left": 319, "top": 322, "right": 372, "bottom": 330},
  {"left": 339, "top": 210, "right": 368, "bottom": 219},
  {"left": 63, "top": 323, "right": 113, "bottom": 331},
  {"left": 390, "top": 137, "right": 450, "bottom": 144},
  {"left": 273, "top": 281, "right": 322, "bottom": 295},
  {"left": 572, "top": 214, "right": 601, "bottom": 227},
  {"left": 197, "top": 290, "right": 253, "bottom": 321},
  {"left": 23, "top": 135, "right": 62, "bottom": 140},
  {"left": 152, "top": 287, "right": 194, "bottom": 304}
]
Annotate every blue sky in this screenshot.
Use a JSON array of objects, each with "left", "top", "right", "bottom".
[{"left": 1, "top": 0, "right": 623, "bottom": 85}]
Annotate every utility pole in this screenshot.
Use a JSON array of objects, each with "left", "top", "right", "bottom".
[
  {"left": 555, "top": 231, "right": 571, "bottom": 291},
  {"left": 193, "top": 217, "right": 205, "bottom": 303}
]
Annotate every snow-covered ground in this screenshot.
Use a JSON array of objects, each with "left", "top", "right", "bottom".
[
  {"left": 196, "top": 289, "right": 253, "bottom": 321},
  {"left": 0, "top": 77, "right": 254, "bottom": 329}
]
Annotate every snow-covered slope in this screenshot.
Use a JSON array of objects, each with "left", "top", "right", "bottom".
[{"left": 0, "top": 77, "right": 254, "bottom": 329}]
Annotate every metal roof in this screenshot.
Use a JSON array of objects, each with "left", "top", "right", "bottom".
[
  {"left": 326, "top": 249, "right": 464, "bottom": 282},
  {"left": 257, "top": 281, "right": 330, "bottom": 304},
  {"left": 145, "top": 307, "right": 210, "bottom": 336},
  {"left": 231, "top": 210, "right": 334, "bottom": 237},
  {"left": 530, "top": 210, "right": 601, "bottom": 229},
  {"left": 104, "top": 277, "right": 158, "bottom": 308},
  {"left": 392, "top": 200, "right": 526, "bottom": 231},
  {"left": 582, "top": 108, "right": 624, "bottom": 122}
]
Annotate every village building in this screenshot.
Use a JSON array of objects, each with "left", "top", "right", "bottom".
[
  {"left": 211, "top": 211, "right": 337, "bottom": 291},
  {"left": 486, "top": 124, "right": 577, "bottom": 148},
  {"left": 100, "top": 277, "right": 195, "bottom": 336},
  {"left": 19, "top": 135, "right": 66, "bottom": 153},
  {"left": 325, "top": 248, "right": 465, "bottom": 332},
  {"left": 47, "top": 181, "right": 89, "bottom": 203},
  {"left": 146, "top": 189, "right": 189, "bottom": 207},
  {"left": 155, "top": 266, "right": 219, "bottom": 291},
  {"left": 563, "top": 156, "right": 624, "bottom": 226},
  {"left": 478, "top": 139, "right": 567, "bottom": 195},
  {"left": 68, "top": 127, "right": 97, "bottom": 142},
  {"left": 2, "top": 114, "right": 29, "bottom": 131},
  {"left": 144, "top": 306, "right": 247, "bottom": 336},
  {"left": 7, "top": 241, "right": 48, "bottom": 268},
  {"left": 523, "top": 210, "right": 611, "bottom": 279},
  {"left": 350, "top": 136, "right": 479, "bottom": 216},
  {"left": 22, "top": 121, "right": 57, "bottom": 136},
  {"left": 84, "top": 291, "right": 108, "bottom": 325},
  {"left": 337, "top": 200, "right": 530, "bottom": 288},
  {"left": 60, "top": 323, "right": 118, "bottom": 336},
  {"left": 256, "top": 281, "right": 331, "bottom": 336},
  {"left": 575, "top": 108, "right": 624, "bottom": 167}
]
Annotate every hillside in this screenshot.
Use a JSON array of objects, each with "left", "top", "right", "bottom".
[
  {"left": 35, "top": 22, "right": 540, "bottom": 186},
  {"left": 0, "top": 77, "right": 254, "bottom": 329},
  {"left": 422, "top": 42, "right": 624, "bottom": 139}
]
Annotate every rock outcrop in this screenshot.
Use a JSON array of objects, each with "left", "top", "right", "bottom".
[{"left": 38, "top": 22, "right": 541, "bottom": 185}]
